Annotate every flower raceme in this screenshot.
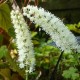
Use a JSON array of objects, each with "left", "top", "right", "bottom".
[
  {"left": 11, "top": 8, "right": 35, "bottom": 73},
  {"left": 23, "top": 5, "right": 80, "bottom": 53}
]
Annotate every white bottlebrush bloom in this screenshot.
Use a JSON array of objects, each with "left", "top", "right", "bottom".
[
  {"left": 11, "top": 8, "right": 35, "bottom": 73},
  {"left": 23, "top": 5, "right": 80, "bottom": 53}
]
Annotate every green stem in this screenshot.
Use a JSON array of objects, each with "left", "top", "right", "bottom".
[
  {"left": 26, "top": 72, "right": 28, "bottom": 80},
  {"left": 26, "top": 67, "right": 28, "bottom": 80},
  {"left": 50, "top": 51, "right": 64, "bottom": 80}
]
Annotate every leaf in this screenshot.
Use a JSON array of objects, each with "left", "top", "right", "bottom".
[
  {"left": 8, "top": 27, "right": 15, "bottom": 38},
  {"left": 31, "top": 31, "right": 37, "bottom": 38},
  {"left": 0, "top": 46, "right": 8, "bottom": 59},
  {"left": 67, "top": 23, "right": 80, "bottom": 34},
  {"left": 71, "top": 73, "right": 79, "bottom": 80},
  {"left": 0, "top": 3, "right": 12, "bottom": 32},
  {"left": 33, "top": 40, "right": 40, "bottom": 45},
  {"left": 69, "top": 67, "right": 77, "bottom": 73},
  {"left": 62, "top": 70, "right": 71, "bottom": 79},
  {"left": 0, "top": 34, "right": 3, "bottom": 43},
  {"left": 35, "top": 24, "right": 39, "bottom": 28},
  {"left": 62, "top": 67, "right": 79, "bottom": 80}
]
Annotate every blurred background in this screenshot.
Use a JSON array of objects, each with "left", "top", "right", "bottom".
[{"left": 39, "top": 0, "right": 80, "bottom": 23}]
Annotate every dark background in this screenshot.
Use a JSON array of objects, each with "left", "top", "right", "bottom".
[{"left": 39, "top": 0, "right": 80, "bottom": 23}]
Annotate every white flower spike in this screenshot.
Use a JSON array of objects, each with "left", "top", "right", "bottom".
[
  {"left": 23, "top": 5, "right": 80, "bottom": 53},
  {"left": 11, "top": 8, "right": 35, "bottom": 73}
]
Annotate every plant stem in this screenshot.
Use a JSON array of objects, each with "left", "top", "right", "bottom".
[
  {"left": 35, "top": 0, "right": 38, "bottom": 6},
  {"left": 25, "top": 67, "right": 28, "bottom": 80},
  {"left": 26, "top": 73, "right": 28, "bottom": 80},
  {"left": 50, "top": 51, "right": 64, "bottom": 80}
]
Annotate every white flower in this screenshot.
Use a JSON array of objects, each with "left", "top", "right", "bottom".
[
  {"left": 11, "top": 9, "right": 35, "bottom": 72},
  {"left": 23, "top": 5, "right": 80, "bottom": 53},
  {"left": 19, "top": 62, "right": 25, "bottom": 68}
]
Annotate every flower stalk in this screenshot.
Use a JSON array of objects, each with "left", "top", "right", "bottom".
[
  {"left": 23, "top": 5, "right": 80, "bottom": 53},
  {"left": 11, "top": 6, "right": 35, "bottom": 80}
]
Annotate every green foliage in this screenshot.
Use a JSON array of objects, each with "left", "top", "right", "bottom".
[
  {"left": 34, "top": 39, "right": 60, "bottom": 69},
  {"left": 0, "top": 35, "right": 3, "bottom": 42},
  {"left": 62, "top": 67, "right": 79, "bottom": 80},
  {"left": 31, "top": 31, "right": 37, "bottom": 38},
  {"left": 0, "top": 46, "right": 8, "bottom": 59},
  {"left": 67, "top": 22, "right": 80, "bottom": 34},
  {"left": 0, "top": 3, "right": 12, "bottom": 32},
  {"left": 0, "top": 34, "right": 3, "bottom": 45},
  {"left": 8, "top": 27, "right": 15, "bottom": 38},
  {"left": 0, "top": 45, "right": 25, "bottom": 79},
  {"left": 62, "top": 53, "right": 79, "bottom": 67}
]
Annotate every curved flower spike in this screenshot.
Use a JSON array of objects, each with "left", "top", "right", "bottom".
[
  {"left": 11, "top": 8, "right": 35, "bottom": 73},
  {"left": 23, "top": 5, "right": 80, "bottom": 53}
]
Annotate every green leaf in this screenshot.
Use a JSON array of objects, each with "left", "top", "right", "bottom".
[
  {"left": 8, "top": 27, "right": 15, "bottom": 38},
  {"left": 62, "top": 70, "right": 71, "bottom": 79},
  {"left": 0, "top": 34, "right": 3, "bottom": 43},
  {"left": 0, "top": 3, "right": 12, "bottom": 32},
  {"left": 0, "top": 46, "right": 8, "bottom": 59},
  {"left": 33, "top": 40, "right": 40, "bottom": 45},
  {"left": 62, "top": 67, "right": 79, "bottom": 80},
  {"left": 71, "top": 73, "right": 79, "bottom": 80},
  {"left": 31, "top": 31, "right": 37, "bottom": 38},
  {"left": 35, "top": 24, "right": 39, "bottom": 28},
  {"left": 67, "top": 23, "right": 80, "bottom": 34}
]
